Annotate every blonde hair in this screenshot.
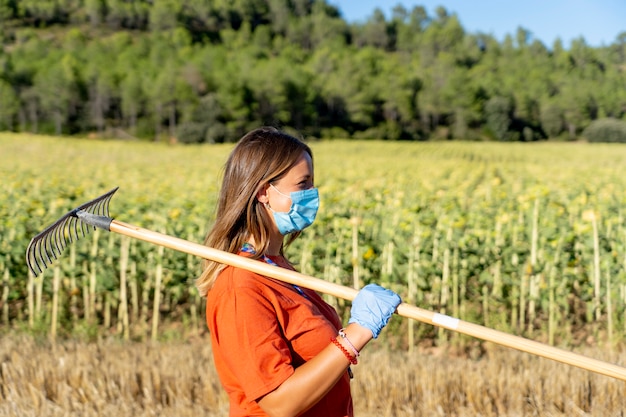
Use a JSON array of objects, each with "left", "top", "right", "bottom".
[{"left": 195, "top": 127, "right": 313, "bottom": 297}]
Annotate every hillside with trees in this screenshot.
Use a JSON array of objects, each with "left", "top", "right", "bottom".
[{"left": 0, "top": 0, "right": 625, "bottom": 142}]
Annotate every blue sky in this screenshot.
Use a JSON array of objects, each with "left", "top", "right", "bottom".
[{"left": 329, "top": 0, "right": 626, "bottom": 47}]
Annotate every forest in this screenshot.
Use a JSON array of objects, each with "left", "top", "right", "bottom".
[{"left": 0, "top": 0, "right": 625, "bottom": 142}]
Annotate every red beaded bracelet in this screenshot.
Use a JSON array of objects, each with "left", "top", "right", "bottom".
[
  {"left": 331, "top": 337, "right": 358, "bottom": 365},
  {"left": 338, "top": 328, "right": 360, "bottom": 358}
]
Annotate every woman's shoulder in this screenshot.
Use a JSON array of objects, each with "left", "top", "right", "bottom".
[
  {"left": 206, "top": 265, "right": 298, "bottom": 320},
  {"left": 211, "top": 265, "right": 264, "bottom": 292},
  {"left": 207, "top": 264, "right": 297, "bottom": 306},
  {"left": 206, "top": 266, "right": 264, "bottom": 310}
]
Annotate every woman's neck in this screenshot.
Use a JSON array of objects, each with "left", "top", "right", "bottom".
[
  {"left": 265, "top": 243, "right": 282, "bottom": 256},
  {"left": 247, "top": 235, "right": 283, "bottom": 256}
]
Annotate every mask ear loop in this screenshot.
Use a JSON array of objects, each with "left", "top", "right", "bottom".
[
  {"left": 270, "top": 183, "right": 293, "bottom": 199},
  {"left": 266, "top": 184, "right": 294, "bottom": 214}
]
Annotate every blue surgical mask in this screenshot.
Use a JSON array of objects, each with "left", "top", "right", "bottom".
[{"left": 268, "top": 184, "right": 319, "bottom": 235}]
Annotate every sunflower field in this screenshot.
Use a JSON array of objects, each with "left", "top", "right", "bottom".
[{"left": 2, "top": 133, "right": 626, "bottom": 352}]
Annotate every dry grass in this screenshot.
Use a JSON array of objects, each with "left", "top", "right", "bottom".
[
  {"left": 0, "top": 335, "right": 228, "bottom": 417},
  {"left": 1, "top": 335, "right": 625, "bottom": 416},
  {"left": 352, "top": 344, "right": 626, "bottom": 416}
]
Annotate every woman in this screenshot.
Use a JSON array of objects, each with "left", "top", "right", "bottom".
[{"left": 196, "top": 127, "right": 401, "bottom": 417}]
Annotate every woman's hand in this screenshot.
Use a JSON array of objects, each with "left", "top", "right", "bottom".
[{"left": 348, "top": 284, "right": 402, "bottom": 338}]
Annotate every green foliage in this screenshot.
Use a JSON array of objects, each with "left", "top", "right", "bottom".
[
  {"left": 0, "top": 1, "right": 624, "bottom": 141},
  {"left": 540, "top": 103, "right": 564, "bottom": 138},
  {"left": 175, "top": 121, "right": 206, "bottom": 144},
  {"left": 0, "top": 79, "right": 18, "bottom": 129},
  {"left": 582, "top": 118, "right": 626, "bottom": 143},
  {"left": 149, "top": 0, "right": 180, "bottom": 32},
  {"left": 0, "top": 0, "right": 17, "bottom": 22},
  {"left": 485, "top": 96, "right": 514, "bottom": 141}
]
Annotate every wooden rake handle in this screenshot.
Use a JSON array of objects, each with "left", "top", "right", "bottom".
[{"left": 111, "top": 219, "right": 626, "bottom": 381}]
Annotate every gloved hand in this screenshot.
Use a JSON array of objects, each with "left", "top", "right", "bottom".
[{"left": 348, "top": 283, "right": 402, "bottom": 339}]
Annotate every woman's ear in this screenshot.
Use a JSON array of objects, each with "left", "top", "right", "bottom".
[{"left": 256, "top": 183, "right": 270, "bottom": 205}]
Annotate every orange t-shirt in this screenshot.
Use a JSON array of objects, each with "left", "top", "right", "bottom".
[{"left": 206, "top": 255, "right": 353, "bottom": 416}]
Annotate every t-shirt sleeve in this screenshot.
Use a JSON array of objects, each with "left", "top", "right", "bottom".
[{"left": 210, "top": 280, "right": 295, "bottom": 401}]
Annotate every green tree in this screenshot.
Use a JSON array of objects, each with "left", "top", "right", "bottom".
[
  {"left": 149, "top": 61, "right": 195, "bottom": 141},
  {"left": 267, "top": 0, "right": 290, "bottom": 35},
  {"left": 396, "top": 5, "right": 428, "bottom": 52},
  {"left": 19, "top": 87, "right": 40, "bottom": 133},
  {"left": 0, "top": 0, "right": 17, "bottom": 23},
  {"left": 106, "top": 0, "right": 151, "bottom": 30},
  {"left": 149, "top": 30, "right": 204, "bottom": 140},
  {"left": 540, "top": 103, "right": 564, "bottom": 138},
  {"left": 339, "top": 46, "right": 386, "bottom": 130},
  {"left": 149, "top": 0, "right": 181, "bottom": 32},
  {"left": 420, "top": 6, "right": 464, "bottom": 60},
  {"left": 352, "top": 8, "right": 389, "bottom": 49},
  {"left": 211, "top": 48, "right": 258, "bottom": 137},
  {"left": 178, "top": 0, "right": 219, "bottom": 39},
  {"left": 17, "top": 0, "right": 62, "bottom": 25},
  {"left": 582, "top": 118, "right": 626, "bottom": 143},
  {"left": 613, "top": 32, "right": 626, "bottom": 63},
  {"left": 0, "top": 79, "right": 18, "bottom": 129},
  {"left": 114, "top": 36, "right": 151, "bottom": 134},
  {"left": 34, "top": 63, "right": 71, "bottom": 135},
  {"left": 485, "top": 96, "right": 514, "bottom": 141},
  {"left": 309, "top": 1, "right": 348, "bottom": 49},
  {"left": 177, "top": 93, "right": 227, "bottom": 144},
  {"left": 371, "top": 54, "right": 423, "bottom": 139},
  {"left": 119, "top": 71, "right": 144, "bottom": 133},
  {"left": 84, "top": 0, "right": 105, "bottom": 26},
  {"left": 306, "top": 42, "right": 350, "bottom": 132},
  {"left": 82, "top": 37, "right": 124, "bottom": 134}
]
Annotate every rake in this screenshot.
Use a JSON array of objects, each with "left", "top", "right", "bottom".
[{"left": 26, "top": 187, "right": 626, "bottom": 381}]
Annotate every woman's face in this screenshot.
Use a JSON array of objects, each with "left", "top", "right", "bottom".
[{"left": 265, "top": 151, "right": 314, "bottom": 213}]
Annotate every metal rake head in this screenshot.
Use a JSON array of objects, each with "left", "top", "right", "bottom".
[{"left": 26, "top": 187, "right": 119, "bottom": 277}]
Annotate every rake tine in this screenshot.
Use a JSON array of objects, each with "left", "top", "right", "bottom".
[
  {"left": 35, "top": 239, "right": 49, "bottom": 275},
  {"left": 27, "top": 241, "right": 42, "bottom": 276},
  {"left": 65, "top": 216, "right": 75, "bottom": 246},
  {"left": 94, "top": 200, "right": 105, "bottom": 215},
  {"left": 70, "top": 213, "right": 87, "bottom": 242},
  {"left": 26, "top": 187, "right": 119, "bottom": 277},
  {"left": 52, "top": 218, "right": 66, "bottom": 256},
  {"left": 45, "top": 227, "right": 59, "bottom": 263},
  {"left": 60, "top": 217, "right": 71, "bottom": 250},
  {"left": 64, "top": 215, "right": 74, "bottom": 244}
]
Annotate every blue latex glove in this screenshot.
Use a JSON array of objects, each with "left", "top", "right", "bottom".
[{"left": 348, "top": 283, "right": 402, "bottom": 339}]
